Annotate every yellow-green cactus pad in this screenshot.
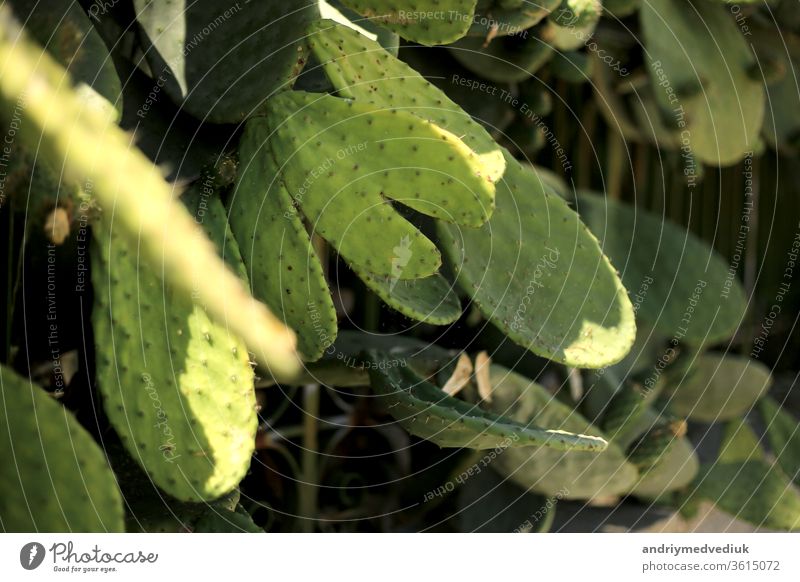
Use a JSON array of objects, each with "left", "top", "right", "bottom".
[
  {"left": 309, "top": 22, "right": 636, "bottom": 368},
  {"left": 550, "top": 0, "right": 601, "bottom": 29},
  {"left": 229, "top": 119, "right": 337, "bottom": 361},
  {"left": 92, "top": 192, "right": 258, "bottom": 502},
  {"left": 267, "top": 91, "right": 500, "bottom": 277},
  {"left": 0, "top": 364, "right": 124, "bottom": 531},
  {"left": 307, "top": 20, "right": 506, "bottom": 172}
]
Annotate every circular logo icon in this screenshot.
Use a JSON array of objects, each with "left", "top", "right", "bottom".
[{"left": 20, "top": 542, "right": 46, "bottom": 570}]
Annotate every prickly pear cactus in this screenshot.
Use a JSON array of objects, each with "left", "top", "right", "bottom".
[
  {"left": 266, "top": 91, "right": 500, "bottom": 277},
  {"left": 4, "top": 0, "right": 120, "bottom": 239},
  {"left": 133, "top": 0, "right": 316, "bottom": 123},
  {"left": 229, "top": 120, "right": 337, "bottom": 361},
  {"left": 631, "top": 432, "right": 698, "bottom": 499},
  {"left": 365, "top": 350, "right": 608, "bottom": 451},
  {"left": 483, "top": 365, "right": 640, "bottom": 499},
  {"left": 351, "top": 266, "right": 462, "bottom": 325},
  {"left": 309, "top": 20, "right": 505, "bottom": 163},
  {"left": 0, "top": 364, "right": 124, "bottom": 531},
  {"left": 575, "top": 192, "right": 747, "bottom": 345},
  {"left": 626, "top": 418, "right": 686, "bottom": 474},
  {"left": 0, "top": 19, "right": 301, "bottom": 378},
  {"left": 308, "top": 20, "right": 636, "bottom": 369},
  {"left": 692, "top": 419, "right": 800, "bottom": 531},
  {"left": 758, "top": 397, "right": 800, "bottom": 485},
  {"left": 232, "top": 77, "right": 502, "bottom": 354},
  {"left": 92, "top": 188, "right": 258, "bottom": 502},
  {"left": 440, "top": 157, "right": 637, "bottom": 368},
  {"left": 664, "top": 353, "right": 771, "bottom": 422},
  {"left": 448, "top": 32, "right": 554, "bottom": 83},
  {"left": 641, "top": 0, "right": 765, "bottom": 166},
  {"left": 602, "top": 380, "right": 648, "bottom": 441},
  {"left": 338, "top": 0, "right": 478, "bottom": 45},
  {"left": 319, "top": 0, "right": 400, "bottom": 56}
]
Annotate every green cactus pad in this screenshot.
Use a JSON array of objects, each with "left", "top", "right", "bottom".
[
  {"left": 229, "top": 118, "right": 336, "bottom": 361},
  {"left": 307, "top": 20, "right": 506, "bottom": 169},
  {"left": 695, "top": 461, "right": 800, "bottom": 531},
  {"left": 758, "top": 397, "right": 800, "bottom": 486},
  {"left": 338, "top": 0, "right": 477, "bottom": 45},
  {"left": 602, "top": 381, "right": 648, "bottom": 440},
  {"left": 92, "top": 191, "right": 258, "bottom": 502},
  {"left": 365, "top": 351, "right": 607, "bottom": 451},
  {"left": 397, "top": 46, "right": 515, "bottom": 134},
  {"left": 349, "top": 263, "right": 462, "bottom": 325},
  {"left": 632, "top": 434, "right": 699, "bottom": 499},
  {"left": 133, "top": 0, "right": 315, "bottom": 123},
  {"left": 186, "top": 182, "right": 249, "bottom": 284},
  {"left": 665, "top": 353, "right": 771, "bottom": 422},
  {"left": 626, "top": 420, "right": 683, "bottom": 473},
  {"left": 575, "top": 192, "right": 747, "bottom": 345},
  {"left": 0, "top": 364, "right": 124, "bottom": 531},
  {"left": 484, "top": 365, "right": 639, "bottom": 499},
  {"left": 440, "top": 157, "right": 637, "bottom": 368},
  {"left": 448, "top": 33, "right": 554, "bottom": 83},
  {"left": 693, "top": 420, "right": 800, "bottom": 531},
  {"left": 641, "top": 0, "right": 765, "bottom": 166}
]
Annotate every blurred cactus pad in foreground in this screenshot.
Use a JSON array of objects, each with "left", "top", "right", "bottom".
[{"left": 1, "top": 0, "right": 800, "bottom": 533}]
